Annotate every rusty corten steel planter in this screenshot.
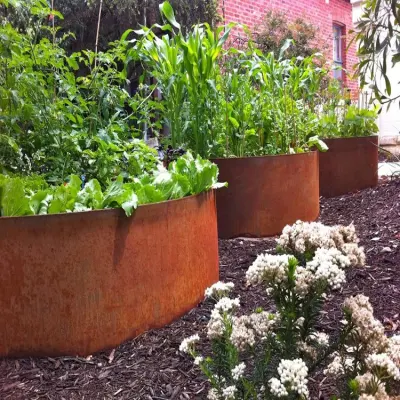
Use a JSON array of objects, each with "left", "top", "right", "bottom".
[
  {"left": 319, "top": 136, "right": 378, "bottom": 198},
  {"left": 212, "top": 152, "right": 319, "bottom": 239},
  {"left": 0, "top": 191, "right": 218, "bottom": 357}
]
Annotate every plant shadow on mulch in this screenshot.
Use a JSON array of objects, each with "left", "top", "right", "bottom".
[{"left": 1, "top": 179, "right": 400, "bottom": 400}]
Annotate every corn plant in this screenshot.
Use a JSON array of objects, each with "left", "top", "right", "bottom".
[{"left": 136, "top": 2, "right": 232, "bottom": 158}]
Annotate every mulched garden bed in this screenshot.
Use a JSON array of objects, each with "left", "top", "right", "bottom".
[{"left": 1, "top": 179, "right": 400, "bottom": 400}]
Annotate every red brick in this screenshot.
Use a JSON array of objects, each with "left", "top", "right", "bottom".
[{"left": 219, "top": 0, "right": 358, "bottom": 96}]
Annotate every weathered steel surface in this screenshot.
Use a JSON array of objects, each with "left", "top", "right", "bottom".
[
  {"left": 0, "top": 191, "right": 219, "bottom": 357},
  {"left": 319, "top": 136, "right": 378, "bottom": 198},
  {"left": 213, "top": 152, "right": 319, "bottom": 239}
]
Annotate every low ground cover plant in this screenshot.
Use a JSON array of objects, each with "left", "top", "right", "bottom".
[
  {"left": 0, "top": 151, "right": 225, "bottom": 217},
  {"left": 180, "top": 221, "right": 400, "bottom": 399}
]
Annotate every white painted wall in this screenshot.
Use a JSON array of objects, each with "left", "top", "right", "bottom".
[{"left": 351, "top": 0, "right": 400, "bottom": 145}]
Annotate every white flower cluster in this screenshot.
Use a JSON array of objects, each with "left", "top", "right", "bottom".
[
  {"left": 308, "top": 247, "right": 351, "bottom": 270},
  {"left": 325, "top": 295, "right": 400, "bottom": 399},
  {"left": 231, "top": 362, "right": 246, "bottom": 381},
  {"left": 277, "top": 221, "right": 333, "bottom": 254},
  {"left": 366, "top": 353, "right": 400, "bottom": 380},
  {"left": 207, "top": 297, "right": 240, "bottom": 339},
  {"left": 231, "top": 315, "right": 256, "bottom": 350},
  {"left": 250, "top": 311, "right": 278, "bottom": 339},
  {"left": 277, "top": 221, "right": 365, "bottom": 267},
  {"left": 297, "top": 341, "right": 317, "bottom": 360},
  {"left": 269, "top": 377, "right": 288, "bottom": 397},
  {"left": 207, "top": 386, "right": 237, "bottom": 400},
  {"left": 270, "top": 359, "right": 309, "bottom": 398},
  {"left": 305, "top": 248, "right": 350, "bottom": 290},
  {"left": 222, "top": 385, "right": 237, "bottom": 399},
  {"left": 246, "top": 254, "right": 291, "bottom": 286},
  {"left": 344, "top": 295, "right": 388, "bottom": 352},
  {"left": 355, "top": 372, "right": 388, "bottom": 400},
  {"left": 292, "top": 248, "right": 350, "bottom": 298},
  {"left": 388, "top": 335, "right": 400, "bottom": 367},
  {"left": 207, "top": 308, "right": 226, "bottom": 339},
  {"left": 324, "top": 354, "right": 343, "bottom": 376},
  {"left": 179, "top": 334, "right": 200, "bottom": 354},
  {"left": 230, "top": 312, "right": 277, "bottom": 351},
  {"left": 248, "top": 222, "right": 362, "bottom": 298},
  {"left": 308, "top": 331, "right": 330, "bottom": 348},
  {"left": 194, "top": 356, "right": 204, "bottom": 366},
  {"left": 205, "top": 282, "right": 235, "bottom": 300},
  {"left": 207, "top": 388, "right": 219, "bottom": 400},
  {"left": 324, "top": 352, "right": 353, "bottom": 376},
  {"left": 214, "top": 297, "right": 240, "bottom": 313}
]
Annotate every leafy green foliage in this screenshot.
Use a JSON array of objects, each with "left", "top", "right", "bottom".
[
  {"left": 318, "top": 105, "right": 379, "bottom": 139},
  {"left": 0, "top": 151, "right": 224, "bottom": 217},
  {"left": 138, "top": 2, "right": 329, "bottom": 158},
  {"left": 353, "top": 0, "right": 400, "bottom": 108},
  {"left": 0, "top": 0, "right": 163, "bottom": 185}
]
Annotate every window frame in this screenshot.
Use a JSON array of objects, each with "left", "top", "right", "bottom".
[{"left": 333, "top": 23, "right": 344, "bottom": 80}]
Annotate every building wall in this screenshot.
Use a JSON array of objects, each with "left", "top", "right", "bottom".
[{"left": 220, "top": 0, "right": 358, "bottom": 96}]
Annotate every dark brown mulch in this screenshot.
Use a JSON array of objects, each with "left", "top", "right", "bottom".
[{"left": 1, "top": 180, "right": 400, "bottom": 400}]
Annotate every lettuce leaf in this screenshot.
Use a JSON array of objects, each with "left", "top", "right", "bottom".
[
  {"left": 76, "top": 179, "right": 103, "bottom": 210},
  {"left": 48, "top": 175, "right": 82, "bottom": 214},
  {"left": 1, "top": 177, "right": 33, "bottom": 216},
  {"left": 152, "top": 167, "right": 191, "bottom": 199},
  {"left": 103, "top": 177, "right": 138, "bottom": 216},
  {"left": 29, "top": 190, "right": 52, "bottom": 215},
  {"left": 169, "top": 151, "right": 227, "bottom": 194}
]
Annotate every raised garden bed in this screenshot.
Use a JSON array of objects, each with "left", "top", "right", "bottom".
[
  {"left": 319, "top": 136, "right": 379, "bottom": 197},
  {"left": 0, "top": 179, "right": 399, "bottom": 399},
  {"left": 0, "top": 191, "right": 219, "bottom": 357},
  {"left": 213, "top": 152, "right": 320, "bottom": 238}
]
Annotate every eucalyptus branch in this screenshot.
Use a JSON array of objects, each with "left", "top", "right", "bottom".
[{"left": 94, "top": 0, "right": 103, "bottom": 69}]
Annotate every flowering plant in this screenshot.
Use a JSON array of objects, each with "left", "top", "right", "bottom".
[{"left": 179, "top": 222, "right": 399, "bottom": 399}]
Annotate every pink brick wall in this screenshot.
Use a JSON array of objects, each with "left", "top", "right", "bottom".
[{"left": 220, "top": 0, "right": 358, "bottom": 97}]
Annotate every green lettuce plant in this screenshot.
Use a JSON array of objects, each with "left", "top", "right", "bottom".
[{"left": 0, "top": 151, "right": 225, "bottom": 217}]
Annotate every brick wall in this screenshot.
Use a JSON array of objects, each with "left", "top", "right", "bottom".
[{"left": 219, "top": 0, "right": 358, "bottom": 96}]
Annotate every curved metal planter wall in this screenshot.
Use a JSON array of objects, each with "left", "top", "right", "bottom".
[
  {"left": 319, "top": 136, "right": 378, "bottom": 198},
  {"left": 0, "top": 191, "right": 219, "bottom": 357},
  {"left": 213, "top": 152, "right": 320, "bottom": 239}
]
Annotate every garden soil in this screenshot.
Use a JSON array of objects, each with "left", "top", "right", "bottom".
[{"left": 1, "top": 178, "right": 399, "bottom": 399}]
